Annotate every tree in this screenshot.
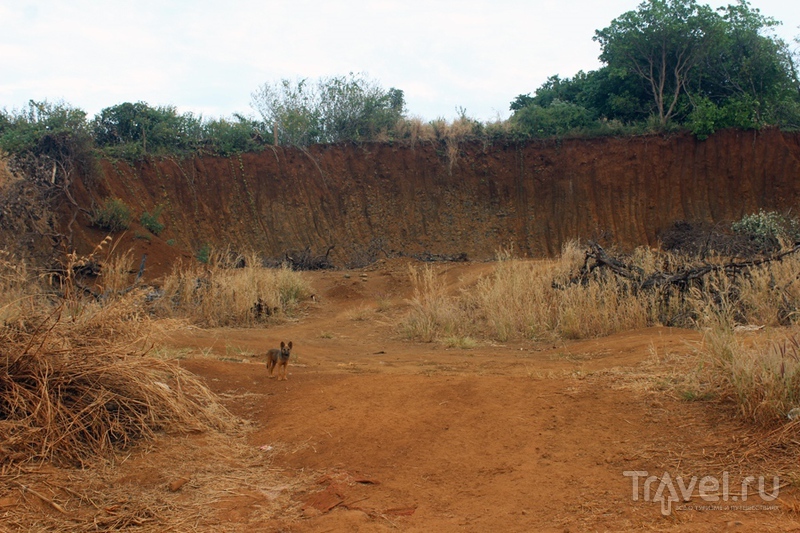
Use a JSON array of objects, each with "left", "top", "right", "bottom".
[
  {"left": 250, "top": 73, "right": 405, "bottom": 146},
  {"left": 200, "top": 114, "right": 265, "bottom": 156},
  {"left": 510, "top": 68, "right": 651, "bottom": 127},
  {"left": 250, "top": 78, "right": 321, "bottom": 146},
  {"left": 698, "top": 2, "right": 797, "bottom": 122},
  {"left": 594, "top": 0, "right": 721, "bottom": 126},
  {"left": 92, "top": 102, "right": 203, "bottom": 158}
]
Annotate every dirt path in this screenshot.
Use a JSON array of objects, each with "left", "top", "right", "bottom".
[{"left": 158, "top": 260, "right": 800, "bottom": 532}]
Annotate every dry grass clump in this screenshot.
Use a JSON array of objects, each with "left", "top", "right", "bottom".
[
  {"left": 154, "top": 257, "right": 311, "bottom": 327},
  {"left": 401, "top": 243, "right": 659, "bottom": 342},
  {"left": 0, "top": 250, "right": 39, "bottom": 327},
  {"left": 699, "top": 323, "right": 800, "bottom": 426},
  {"left": 401, "top": 264, "right": 464, "bottom": 342},
  {"left": 690, "top": 273, "right": 800, "bottom": 426},
  {"left": 0, "top": 243, "right": 234, "bottom": 466},
  {"left": 0, "top": 306, "right": 233, "bottom": 466},
  {"left": 401, "top": 242, "right": 800, "bottom": 344},
  {"left": 471, "top": 244, "right": 657, "bottom": 340}
]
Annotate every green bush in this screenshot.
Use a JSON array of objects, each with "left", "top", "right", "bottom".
[
  {"left": 732, "top": 210, "right": 800, "bottom": 250},
  {"left": 201, "top": 116, "right": 264, "bottom": 155},
  {"left": 140, "top": 205, "right": 165, "bottom": 235},
  {"left": 511, "top": 100, "right": 596, "bottom": 138},
  {"left": 91, "top": 198, "right": 132, "bottom": 232}
]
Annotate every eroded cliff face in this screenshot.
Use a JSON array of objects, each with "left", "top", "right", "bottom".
[{"left": 68, "top": 128, "right": 800, "bottom": 267}]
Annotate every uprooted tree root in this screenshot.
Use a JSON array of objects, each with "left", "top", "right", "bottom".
[{"left": 0, "top": 310, "right": 234, "bottom": 467}]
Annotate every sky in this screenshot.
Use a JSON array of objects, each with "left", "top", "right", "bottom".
[{"left": 1, "top": 0, "right": 798, "bottom": 122}]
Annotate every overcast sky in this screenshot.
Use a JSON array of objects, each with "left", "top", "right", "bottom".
[{"left": 1, "top": 0, "right": 798, "bottom": 122}]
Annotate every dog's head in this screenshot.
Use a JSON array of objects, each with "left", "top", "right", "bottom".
[{"left": 280, "top": 341, "right": 293, "bottom": 359}]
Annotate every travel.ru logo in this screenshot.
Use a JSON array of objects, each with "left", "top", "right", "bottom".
[{"left": 623, "top": 471, "right": 781, "bottom": 516}]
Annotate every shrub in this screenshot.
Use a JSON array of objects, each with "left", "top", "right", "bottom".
[
  {"left": 731, "top": 210, "right": 800, "bottom": 252},
  {"left": 91, "top": 198, "right": 132, "bottom": 232},
  {"left": 510, "top": 100, "right": 596, "bottom": 138},
  {"left": 140, "top": 204, "right": 165, "bottom": 235}
]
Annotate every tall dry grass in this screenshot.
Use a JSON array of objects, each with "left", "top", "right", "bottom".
[
  {"left": 687, "top": 267, "right": 800, "bottom": 426},
  {"left": 700, "top": 323, "right": 800, "bottom": 426},
  {"left": 401, "top": 243, "right": 664, "bottom": 342},
  {"left": 154, "top": 254, "right": 311, "bottom": 327},
  {"left": 402, "top": 242, "right": 800, "bottom": 343},
  {"left": 0, "top": 244, "right": 234, "bottom": 465},
  {"left": 0, "top": 250, "right": 39, "bottom": 327}
]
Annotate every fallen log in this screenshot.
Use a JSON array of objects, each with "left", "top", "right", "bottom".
[{"left": 557, "top": 241, "right": 800, "bottom": 292}]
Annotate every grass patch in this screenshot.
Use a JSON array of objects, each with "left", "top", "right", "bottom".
[
  {"left": 442, "top": 336, "right": 478, "bottom": 349},
  {"left": 91, "top": 197, "right": 132, "bottom": 232},
  {"left": 400, "top": 241, "right": 800, "bottom": 344},
  {"left": 0, "top": 244, "right": 233, "bottom": 466},
  {"left": 140, "top": 204, "right": 165, "bottom": 235},
  {"left": 701, "top": 324, "right": 800, "bottom": 426},
  {"left": 152, "top": 251, "right": 311, "bottom": 327}
]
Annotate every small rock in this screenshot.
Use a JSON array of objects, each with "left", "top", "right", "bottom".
[{"left": 168, "top": 478, "right": 190, "bottom": 492}]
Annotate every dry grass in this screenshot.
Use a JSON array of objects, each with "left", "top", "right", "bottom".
[
  {"left": 698, "top": 324, "right": 800, "bottom": 426},
  {"left": 393, "top": 115, "right": 486, "bottom": 171},
  {"left": 0, "top": 250, "right": 39, "bottom": 327},
  {"left": 401, "top": 243, "right": 660, "bottom": 342},
  {"left": 0, "top": 244, "right": 235, "bottom": 467},
  {"left": 0, "top": 314, "right": 232, "bottom": 466},
  {"left": 402, "top": 243, "right": 800, "bottom": 345},
  {"left": 153, "top": 256, "right": 311, "bottom": 327},
  {"left": 401, "top": 263, "right": 464, "bottom": 342}
]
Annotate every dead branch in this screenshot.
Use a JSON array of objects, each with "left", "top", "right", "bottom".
[{"left": 558, "top": 241, "right": 800, "bottom": 292}]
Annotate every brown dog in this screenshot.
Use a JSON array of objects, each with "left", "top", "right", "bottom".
[{"left": 266, "top": 341, "right": 293, "bottom": 381}]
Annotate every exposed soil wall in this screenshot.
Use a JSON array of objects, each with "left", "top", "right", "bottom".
[{"left": 68, "top": 128, "right": 800, "bottom": 267}]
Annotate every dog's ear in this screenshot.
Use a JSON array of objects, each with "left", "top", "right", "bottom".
[
  {"left": 288, "top": 341, "right": 293, "bottom": 349},
  {"left": 280, "top": 341, "right": 285, "bottom": 348}
]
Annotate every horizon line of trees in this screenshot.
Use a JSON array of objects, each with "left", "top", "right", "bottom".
[{"left": 0, "top": 0, "right": 798, "bottom": 171}]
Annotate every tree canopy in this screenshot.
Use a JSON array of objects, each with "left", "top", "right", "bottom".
[
  {"left": 511, "top": 0, "right": 800, "bottom": 138},
  {"left": 251, "top": 73, "right": 406, "bottom": 146}
]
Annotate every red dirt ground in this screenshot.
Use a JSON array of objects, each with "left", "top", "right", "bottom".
[
  {"left": 169, "top": 260, "right": 800, "bottom": 531},
  {"left": 5, "top": 260, "right": 800, "bottom": 532}
]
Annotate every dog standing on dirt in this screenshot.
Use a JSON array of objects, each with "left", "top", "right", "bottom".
[{"left": 266, "top": 341, "right": 293, "bottom": 381}]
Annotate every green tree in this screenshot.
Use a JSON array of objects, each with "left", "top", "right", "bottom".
[
  {"left": 512, "top": 69, "right": 651, "bottom": 124},
  {"left": 318, "top": 74, "right": 405, "bottom": 142},
  {"left": 250, "top": 78, "right": 321, "bottom": 146},
  {"left": 93, "top": 102, "right": 203, "bottom": 158},
  {"left": 692, "top": 1, "right": 799, "bottom": 129},
  {"left": 594, "top": 0, "right": 721, "bottom": 127},
  {"left": 250, "top": 73, "right": 405, "bottom": 146}
]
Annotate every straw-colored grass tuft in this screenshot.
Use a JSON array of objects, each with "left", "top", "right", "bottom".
[
  {"left": 0, "top": 308, "right": 233, "bottom": 466},
  {"left": 154, "top": 254, "right": 311, "bottom": 327},
  {"left": 0, "top": 242, "right": 235, "bottom": 466}
]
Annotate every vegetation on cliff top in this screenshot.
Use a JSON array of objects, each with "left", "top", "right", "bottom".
[{"left": 0, "top": 0, "right": 798, "bottom": 165}]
